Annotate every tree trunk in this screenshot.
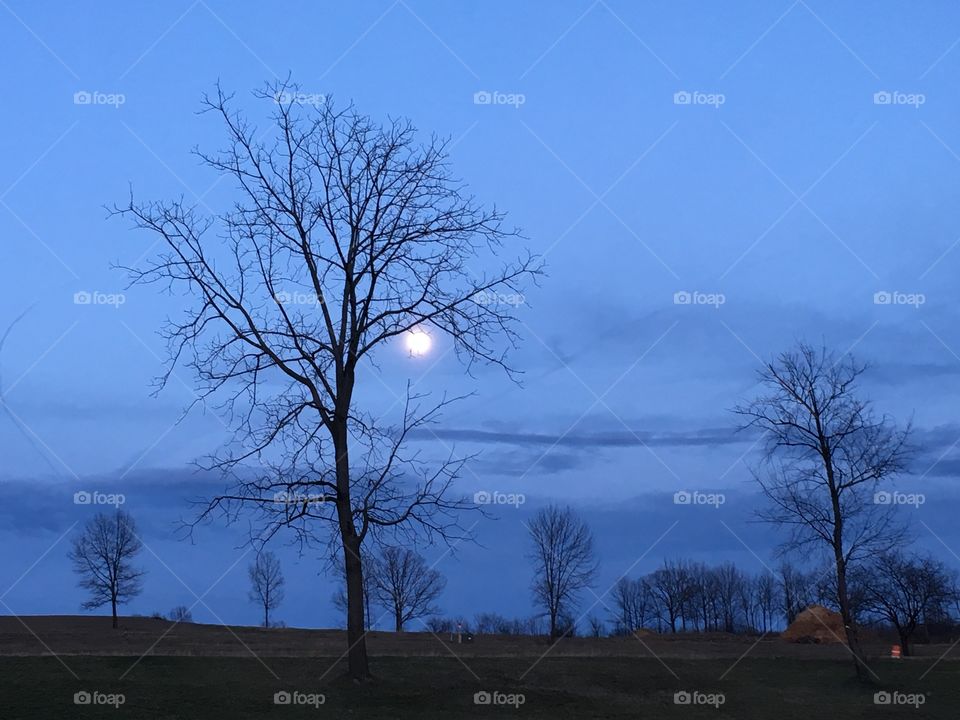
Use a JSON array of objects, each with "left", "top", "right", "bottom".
[
  {"left": 333, "top": 413, "right": 371, "bottom": 681},
  {"left": 264, "top": 604, "right": 269, "bottom": 629},
  {"left": 395, "top": 608, "right": 402, "bottom": 633},
  {"left": 822, "top": 436, "right": 868, "bottom": 682},
  {"left": 898, "top": 629, "right": 911, "bottom": 657},
  {"left": 111, "top": 596, "right": 118, "bottom": 629},
  {"left": 342, "top": 532, "right": 370, "bottom": 679},
  {"left": 834, "top": 557, "right": 867, "bottom": 681}
]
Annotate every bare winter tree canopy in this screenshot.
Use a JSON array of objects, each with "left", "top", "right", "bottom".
[
  {"left": 248, "top": 551, "right": 285, "bottom": 628},
  {"left": 113, "top": 80, "right": 540, "bottom": 679},
  {"left": 860, "top": 551, "right": 956, "bottom": 656},
  {"left": 610, "top": 576, "right": 655, "bottom": 635},
  {"left": 369, "top": 546, "right": 446, "bottom": 632},
  {"left": 648, "top": 559, "right": 691, "bottom": 633},
  {"left": 169, "top": 605, "right": 194, "bottom": 623},
  {"left": 734, "top": 342, "right": 911, "bottom": 680},
  {"left": 68, "top": 511, "right": 145, "bottom": 629},
  {"left": 527, "top": 505, "right": 598, "bottom": 639},
  {"left": 779, "top": 562, "right": 816, "bottom": 626}
]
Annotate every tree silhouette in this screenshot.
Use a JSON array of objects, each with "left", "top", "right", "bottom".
[
  {"left": 248, "top": 551, "right": 285, "bottom": 628},
  {"left": 527, "top": 505, "right": 597, "bottom": 639},
  {"left": 735, "top": 343, "right": 911, "bottom": 681},
  {"left": 369, "top": 546, "right": 445, "bottom": 632},
  {"left": 68, "top": 511, "right": 145, "bottom": 629},
  {"left": 114, "top": 80, "right": 539, "bottom": 679}
]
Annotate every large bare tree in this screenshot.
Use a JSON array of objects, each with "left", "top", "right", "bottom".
[
  {"left": 248, "top": 551, "right": 285, "bottom": 628},
  {"left": 114, "top": 81, "right": 539, "bottom": 679},
  {"left": 734, "top": 343, "right": 911, "bottom": 680},
  {"left": 527, "top": 505, "right": 598, "bottom": 639},
  {"left": 369, "top": 546, "right": 445, "bottom": 632},
  {"left": 68, "top": 510, "right": 145, "bottom": 629}
]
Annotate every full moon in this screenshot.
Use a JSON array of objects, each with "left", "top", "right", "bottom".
[{"left": 405, "top": 329, "right": 432, "bottom": 357}]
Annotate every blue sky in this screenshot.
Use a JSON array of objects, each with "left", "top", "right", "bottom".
[{"left": 2, "top": 1, "right": 960, "bottom": 629}]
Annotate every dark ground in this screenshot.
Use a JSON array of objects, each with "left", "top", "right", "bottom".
[
  {"left": 0, "top": 617, "right": 957, "bottom": 718},
  {"left": 2, "top": 655, "right": 957, "bottom": 719}
]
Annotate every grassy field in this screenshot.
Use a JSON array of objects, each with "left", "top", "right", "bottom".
[
  {"left": 2, "top": 615, "right": 954, "bottom": 659},
  {"left": 2, "top": 617, "right": 958, "bottom": 718},
  {"left": 1, "top": 655, "right": 957, "bottom": 719}
]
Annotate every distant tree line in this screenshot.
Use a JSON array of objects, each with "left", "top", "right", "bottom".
[
  {"left": 69, "top": 507, "right": 957, "bottom": 661},
  {"left": 608, "top": 556, "right": 951, "bottom": 637},
  {"left": 418, "top": 550, "right": 957, "bottom": 660}
]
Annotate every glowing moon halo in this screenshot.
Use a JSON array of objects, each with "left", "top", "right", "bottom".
[{"left": 405, "top": 328, "right": 432, "bottom": 357}]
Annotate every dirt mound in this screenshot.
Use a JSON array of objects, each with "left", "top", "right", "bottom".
[{"left": 781, "top": 605, "right": 847, "bottom": 644}]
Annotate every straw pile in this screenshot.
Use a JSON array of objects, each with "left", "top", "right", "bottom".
[{"left": 781, "top": 605, "right": 847, "bottom": 644}]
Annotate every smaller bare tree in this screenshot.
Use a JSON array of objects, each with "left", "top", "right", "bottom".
[
  {"left": 170, "top": 605, "right": 193, "bottom": 623},
  {"left": 861, "top": 551, "right": 955, "bottom": 656},
  {"left": 778, "top": 562, "right": 815, "bottom": 626},
  {"left": 587, "top": 615, "right": 605, "bottom": 637},
  {"left": 248, "top": 551, "right": 285, "bottom": 628},
  {"left": 755, "top": 571, "right": 780, "bottom": 632},
  {"left": 475, "top": 612, "right": 511, "bottom": 635},
  {"left": 611, "top": 577, "right": 655, "bottom": 634},
  {"left": 650, "top": 559, "right": 698, "bottom": 632},
  {"left": 369, "top": 547, "right": 445, "bottom": 632},
  {"left": 527, "top": 505, "right": 598, "bottom": 640},
  {"left": 714, "top": 562, "right": 744, "bottom": 633},
  {"left": 68, "top": 511, "right": 145, "bottom": 629}
]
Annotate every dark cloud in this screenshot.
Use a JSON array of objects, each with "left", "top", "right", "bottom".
[
  {"left": 0, "top": 468, "right": 224, "bottom": 537},
  {"left": 410, "top": 426, "right": 749, "bottom": 449},
  {"left": 469, "top": 448, "right": 592, "bottom": 477},
  {"left": 870, "top": 362, "right": 960, "bottom": 384}
]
